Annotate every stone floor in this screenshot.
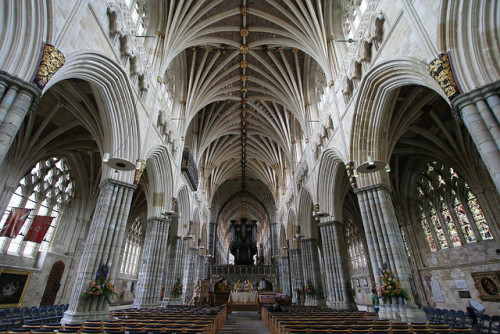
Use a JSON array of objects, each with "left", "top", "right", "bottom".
[{"left": 219, "top": 311, "right": 270, "bottom": 334}]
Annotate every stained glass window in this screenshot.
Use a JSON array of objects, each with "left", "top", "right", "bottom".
[
  {"left": 420, "top": 211, "right": 437, "bottom": 251},
  {"left": 416, "top": 162, "right": 493, "bottom": 251},
  {"left": 346, "top": 218, "right": 366, "bottom": 269}
]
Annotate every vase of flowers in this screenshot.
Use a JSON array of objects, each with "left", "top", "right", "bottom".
[
  {"left": 304, "top": 281, "right": 316, "bottom": 297},
  {"left": 378, "top": 263, "right": 410, "bottom": 302},
  {"left": 81, "top": 264, "right": 116, "bottom": 303},
  {"left": 171, "top": 280, "right": 183, "bottom": 297}
]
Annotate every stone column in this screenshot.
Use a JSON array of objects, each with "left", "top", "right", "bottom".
[
  {"left": 355, "top": 184, "right": 426, "bottom": 322},
  {"left": 289, "top": 248, "right": 304, "bottom": 303},
  {"left": 207, "top": 222, "right": 216, "bottom": 260},
  {"left": 133, "top": 217, "right": 171, "bottom": 308},
  {"left": 453, "top": 81, "right": 500, "bottom": 194},
  {"left": 279, "top": 255, "right": 291, "bottom": 296},
  {"left": 300, "top": 238, "right": 326, "bottom": 306},
  {"left": 161, "top": 237, "right": 188, "bottom": 306},
  {"left": 319, "top": 221, "right": 355, "bottom": 310},
  {"left": 182, "top": 247, "right": 198, "bottom": 304},
  {"left": 270, "top": 222, "right": 279, "bottom": 260},
  {"left": 62, "top": 180, "right": 136, "bottom": 324},
  {"left": 0, "top": 71, "right": 41, "bottom": 167}
]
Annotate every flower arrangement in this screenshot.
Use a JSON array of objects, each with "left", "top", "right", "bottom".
[
  {"left": 171, "top": 280, "right": 183, "bottom": 297},
  {"left": 304, "top": 281, "right": 316, "bottom": 296},
  {"left": 378, "top": 263, "right": 410, "bottom": 300},
  {"left": 81, "top": 264, "right": 116, "bottom": 301}
]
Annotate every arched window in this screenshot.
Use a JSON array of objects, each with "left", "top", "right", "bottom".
[
  {"left": 417, "top": 161, "right": 493, "bottom": 251},
  {"left": 346, "top": 218, "right": 366, "bottom": 269},
  {"left": 0, "top": 157, "right": 74, "bottom": 257},
  {"left": 120, "top": 217, "right": 144, "bottom": 275}
]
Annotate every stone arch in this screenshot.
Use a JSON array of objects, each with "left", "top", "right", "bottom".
[
  {"left": 45, "top": 51, "right": 140, "bottom": 184},
  {"left": 438, "top": 0, "right": 500, "bottom": 91},
  {"left": 317, "top": 149, "right": 349, "bottom": 222},
  {"left": 0, "top": 1, "right": 52, "bottom": 81},
  {"left": 174, "top": 185, "right": 190, "bottom": 237},
  {"left": 145, "top": 145, "right": 174, "bottom": 218},
  {"left": 297, "top": 188, "right": 315, "bottom": 239},
  {"left": 350, "top": 58, "right": 446, "bottom": 188}
]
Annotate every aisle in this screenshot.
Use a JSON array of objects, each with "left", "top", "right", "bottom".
[{"left": 219, "top": 311, "right": 270, "bottom": 334}]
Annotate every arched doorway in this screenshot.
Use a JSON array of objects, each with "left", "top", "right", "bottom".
[{"left": 40, "top": 261, "right": 65, "bottom": 306}]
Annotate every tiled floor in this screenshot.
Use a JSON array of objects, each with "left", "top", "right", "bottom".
[{"left": 219, "top": 311, "right": 270, "bottom": 334}]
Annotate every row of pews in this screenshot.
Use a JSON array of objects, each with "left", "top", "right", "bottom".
[
  {"left": 261, "top": 305, "right": 473, "bottom": 333},
  {"left": 0, "top": 305, "right": 226, "bottom": 334},
  {"left": 109, "top": 305, "right": 227, "bottom": 333}
]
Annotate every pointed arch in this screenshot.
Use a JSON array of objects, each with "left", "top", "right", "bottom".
[
  {"left": 350, "top": 58, "right": 445, "bottom": 188},
  {"left": 45, "top": 51, "right": 140, "bottom": 183}
]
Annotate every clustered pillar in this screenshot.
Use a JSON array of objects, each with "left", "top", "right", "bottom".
[
  {"left": 62, "top": 180, "right": 136, "bottom": 324},
  {"left": 0, "top": 71, "right": 41, "bottom": 167},
  {"left": 453, "top": 81, "right": 500, "bottom": 194},
  {"left": 289, "top": 248, "right": 304, "bottom": 303},
  {"left": 319, "top": 221, "right": 355, "bottom": 310},
  {"left": 355, "top": 184, "right": 425, "bottom": 322},
  {"left": 161, "top": 237, "right": 188, "bottom": 306},
  {"left": 300, "top": 238, "right": 325, "bottom": 306},
  {"left": 134, "top": 217, "right": 171, "bottom": 308}
]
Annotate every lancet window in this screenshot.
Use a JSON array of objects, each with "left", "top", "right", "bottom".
[{"left": 416, "top": 161, "right": 493, "bottom": 251}]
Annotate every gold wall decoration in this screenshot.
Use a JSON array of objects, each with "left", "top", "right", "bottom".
[
  {"left": 134, "top": 159, "right": 147, "bottom": 185},
  {"left": 240, "top": 60, "right": 248, "bottom": 68},
  {"left": 292, "top": 48, "right": 299, "bottom": 53},
  {"left": 472, "top": 271, "right": 500, "bottom": 301},
  {"left": 345, "top": 161, "right": 358, "bottom": 189},
  {"left": 276, "top": 47, "right": 284, "bottom": 53},
  {"left": 241, "top": 87, "right": 248, "bottom": 93},
  {"left": 33, "top": 44, "right": 65, "bottom": 89},
  {"left": 240, "top": 27, "right": 249, "bottom": 37},
  {"left": 428, "top": 53, "right": 461, "bottom": 100},
  {"left": 205, "top": 45, "right": 213, "bottom": 52},
  {"left": 241, "top": 75, "right": 248, "bottom": 82}
]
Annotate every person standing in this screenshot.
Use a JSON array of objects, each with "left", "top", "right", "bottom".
[{"left": 371, "top": 289, "right": 380, "bottom": 313}]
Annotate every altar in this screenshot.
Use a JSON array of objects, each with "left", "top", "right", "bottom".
[{"left": 228, "top": 291, "right": 258, "bottom": 304}]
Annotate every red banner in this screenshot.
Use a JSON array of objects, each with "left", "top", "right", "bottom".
[
  {"left": 24, "top": 215, "right": 54, "bottom": 243},
  {"left": 0, "top": 207, "right": 32, "bottom": 238}
]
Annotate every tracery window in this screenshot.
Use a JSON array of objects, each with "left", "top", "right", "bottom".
[
  {"left": 346, "top": 218, "right": 366, "bottom": 269},
  {"left": 416, "top": 161, "right": 493, "bottom": 251},
  {"left": 125, "top": 0, "right": 148, "bottom": 36},
  {"left": 0, "top": 157, "right": 74, "bottom": 257},
  {"left": 342, "top": 0, "right": 368, "bottom": 39},
  {"left": 120, "top": 217, "right": 144, "bottom": 275}
]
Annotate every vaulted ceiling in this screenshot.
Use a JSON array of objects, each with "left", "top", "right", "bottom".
[{"left": 153, "top": 0, "right": 338, "bottom": 236}]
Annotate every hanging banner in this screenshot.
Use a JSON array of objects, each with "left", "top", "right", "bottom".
[
  {"left": 0, "top": 208, "right": 32, "bottom": 238},
  {"left": 24, "top": 215, "right": 54, "bottom": 243}
]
